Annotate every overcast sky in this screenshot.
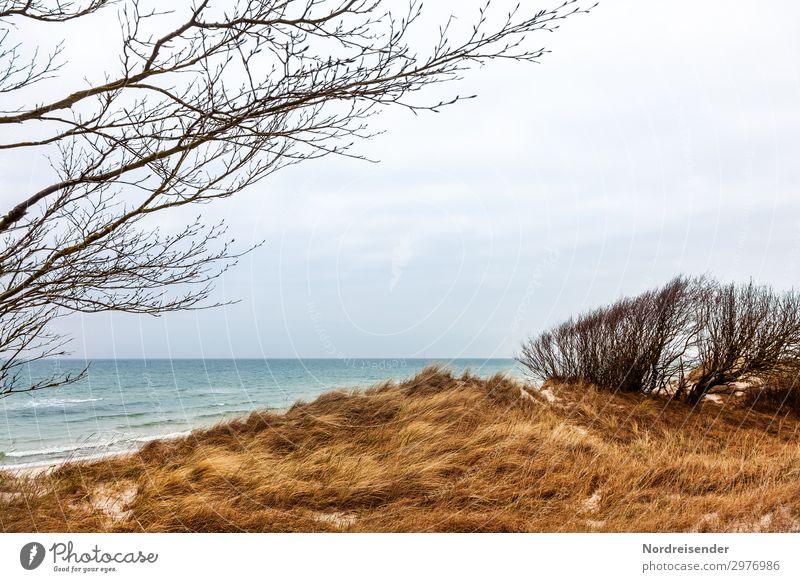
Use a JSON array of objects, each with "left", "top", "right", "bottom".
[{"left": 7, "top": 0, "right": 800, "bottom": 359}]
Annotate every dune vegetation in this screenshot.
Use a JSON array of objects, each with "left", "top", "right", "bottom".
[
  {"left": 2, "top": 365, "right": 800, "bottom": 533},
  {"left": 518, "top": 276, "right": 800, "bottom": 404}
]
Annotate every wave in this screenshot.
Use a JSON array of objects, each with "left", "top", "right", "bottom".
[
  {"left": 1, "top": 438, "right": 121, "bottom": 458},
  {"left": 0, "top": 429, "right": 191, "bottom": 463},
  {"left": 3, "top": 397, "right": 104, "bottom": 410},
  {"left": 121, "top": 409, "right": 248, "bottom": 432},
  {"left": 51, "top": 397, "right": 103, "bottom": 404},
  {"left": 91, "top": 410, "right": 152, "bottom": 421}
]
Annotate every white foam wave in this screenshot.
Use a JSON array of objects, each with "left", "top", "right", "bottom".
[
  {"left": 5, "top": 397, "right": 104, "bottom": 410},
  {"left": 1, "top": 429, "right": 190, "bottom": 461},
  {"left": 2, "top": 441, "right": 115, "bottom": 458}
]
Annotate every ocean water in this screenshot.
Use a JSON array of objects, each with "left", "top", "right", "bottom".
[{"left": 0, "top": 358, "right": 523, "bottom": 468}]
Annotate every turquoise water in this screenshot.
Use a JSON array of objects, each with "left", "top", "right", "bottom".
[{"left": 0, "top": 358, "right": 522, "bottom": 468}]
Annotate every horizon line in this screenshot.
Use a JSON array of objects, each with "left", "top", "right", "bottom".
[{"left": 36, "top": 356, "right": 518, "bottom": 361}]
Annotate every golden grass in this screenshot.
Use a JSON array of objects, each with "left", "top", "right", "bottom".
[{"left": 3, "top": 364, "right": 800, "bottom": 532}]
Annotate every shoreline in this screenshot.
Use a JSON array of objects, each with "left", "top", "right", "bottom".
[
  {"left": 0, "top": 407, "right": 295, "bottom": 477},
  {"left": 2, "top": 366, "right": 800, "bottom": 532},
  {"left": 1, "top": 360, "right": 520, "bottom": 477},
  {"left": 1, "top": 448, "right": 135, "bottom": 479},
  {"left": 0, "top": 430, "right": 198, "bottom": 479}
]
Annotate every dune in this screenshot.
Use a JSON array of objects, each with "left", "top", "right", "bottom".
[{"left": 2, "top": 365, "right": 800, "bottom": 532}]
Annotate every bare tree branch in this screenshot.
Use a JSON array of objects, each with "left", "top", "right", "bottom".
[{"left": 0, "top": 0, "right": 593, "bottom": 396}]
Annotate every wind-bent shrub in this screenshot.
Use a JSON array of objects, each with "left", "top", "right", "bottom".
[
  {"left": 518, "top": 276, "right": 800, "bottom": 403},
  {"left": 517, "top": 276, "right": 703, "bottom": 394},
  {"left": 685, "top": 281, "right": 800, "bottom": 403}
]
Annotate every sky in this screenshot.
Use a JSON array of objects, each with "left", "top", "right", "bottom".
[{"left": 4, "top": 0, "right": 800, "bottom": 359}]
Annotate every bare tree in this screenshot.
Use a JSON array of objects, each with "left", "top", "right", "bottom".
[
  {"left": 0, "top": 0, "right": 594, "bottom": 396},
  {"left": 517, "top": 276, "right": 704, "bottom": 394},
  {"left": 519, "top": 275, "right": 800, "bottom": 405},
  {"left": 686, "top": 281, "right": 800, "bottom": 404}
]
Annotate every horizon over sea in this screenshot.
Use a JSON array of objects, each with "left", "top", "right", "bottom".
[{"left": 0, "top": 358, "right": 524, "bottom": 468}]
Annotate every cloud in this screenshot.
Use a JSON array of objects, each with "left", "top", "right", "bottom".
[{"left": 6, "top": 0, "right": 800, "bottom": 358}]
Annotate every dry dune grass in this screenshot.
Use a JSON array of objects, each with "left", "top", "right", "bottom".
[{"left": 3, "top": 365, "right": 800, "bottom": 532}]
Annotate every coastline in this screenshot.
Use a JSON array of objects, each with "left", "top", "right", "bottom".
[
  {"left": 2, "top": 447, "right": 150, "bottom": 479},
  {"left": 0, "top": 358, "right": 520, "bottom": 472},
  {"left": 0, "top": 430, "right": 196, "bottom": 477},
  {"left": 0, "top": 401, "right": 301, "bottom": 478},
  {"left": 3, "top": 366, "right": 800, "bottom": 533}
]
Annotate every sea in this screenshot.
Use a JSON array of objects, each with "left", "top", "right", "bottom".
[{"left": 0, "top": 358, "right": 523, "bottom": 469}]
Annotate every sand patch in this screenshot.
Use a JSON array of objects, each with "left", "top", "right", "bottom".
[
  {"left": 581, "top": 491, "right": 601, "bottom": 513},
  {"left": 537, "top": 387, "right": 559, "bottom": 403},
  {"left": 90, "top": 482, "right": 137, "bottom": 524},
  {"left": 731, "top": 507, "right": 800, "bottom": 533},
  {"left": 313, "top": 511, "right": 357, "bottom": 529}
]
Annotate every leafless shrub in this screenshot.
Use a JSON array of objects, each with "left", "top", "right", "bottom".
[
  {"left": 517, "top": 276, "right": 704, "bottom": 394},
  {"left": 520, "top": 276, "right": 800, "bottom": 404},
  {"left": 685, "top": 281, "right": 800, "bottom": 403},
  {"left": 0, "top": 0, "right": 594, "bottom": 396}
]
